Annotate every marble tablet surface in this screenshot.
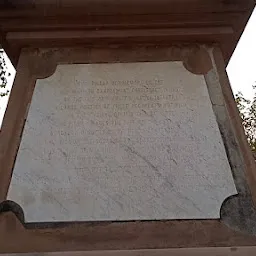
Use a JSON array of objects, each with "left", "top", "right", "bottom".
[{"left": 8, "top": 61, "right": 237, "bottom": 222}]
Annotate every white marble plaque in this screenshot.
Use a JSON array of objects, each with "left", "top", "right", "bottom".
[{"left": 8, "top": 62, "right": 237, "bottom": 222}]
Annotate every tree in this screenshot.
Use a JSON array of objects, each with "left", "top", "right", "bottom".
[
  {"left": 235, "top": 85, "right": 256, "bottom": 159},
  {"left": 0, "top": 49, "right": 11, "bottom": 97}
]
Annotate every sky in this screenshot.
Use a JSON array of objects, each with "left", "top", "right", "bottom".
[
  {"left": 0, "top": 7, "right": 256, "bottom": 126},
  {"left": 0, "top": 51, "right": 15, "bottom": 125},
  {"left": 227, "top": 7, "right": 256, "bottom": 101}
]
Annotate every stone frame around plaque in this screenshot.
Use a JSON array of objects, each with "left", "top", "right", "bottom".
[{"left": 0, "top": 45, "right": 256, "bottom": 253}]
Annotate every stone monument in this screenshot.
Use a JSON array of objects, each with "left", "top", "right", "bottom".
[{"left": 0, "top": 0, "right": 256, "bottom": 255}]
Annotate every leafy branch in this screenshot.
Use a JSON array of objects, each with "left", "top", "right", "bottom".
[
  {"left": 235, "top": 85, "right": 256, "bottom": 158},
  {"left": 0, "top": 49, "right": 11, "bottom": 97}
]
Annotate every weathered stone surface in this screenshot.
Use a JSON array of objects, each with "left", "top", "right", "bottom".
[{"left": 8, "top": 62, "right": 237, "bottom": 222}]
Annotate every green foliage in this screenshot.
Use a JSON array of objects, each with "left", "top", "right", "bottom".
[
  {"left": 235, "top": 85, "right": 256, "bottom": 158},
  {"left": 0, "top": 49, "right": 10, "bottom": 97}
]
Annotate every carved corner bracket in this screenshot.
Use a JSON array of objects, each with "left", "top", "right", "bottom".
[{"left": 183, "top": 47, "right": 213, "bottom": 75}]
